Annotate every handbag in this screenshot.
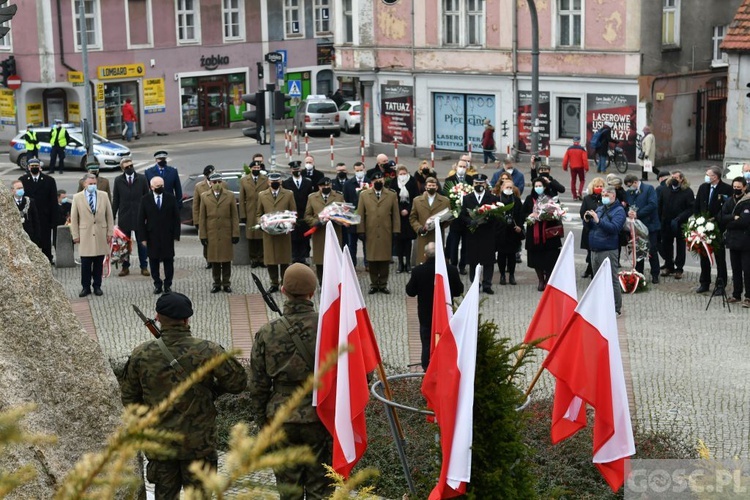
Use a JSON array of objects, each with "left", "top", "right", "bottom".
[
  {"left": 638, "top": 151, "right": 646, "bottom": 161},
  {"left": 543, "top": 224, "right": 564, "bottom": 239}
]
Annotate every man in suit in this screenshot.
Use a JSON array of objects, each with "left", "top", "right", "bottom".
[
  {"left": 409, "top": 177, "right": 451, "bottom": 264},
  {"left": 357, "top": 171, "right": 400, "bottom": 294},
  {"left": 70, "top": 174, "right": 114, "bottom": 297},
  {"left": 342, "top": 161, "right": 368, "bottom": 268},
  {"left": 303, "top": 155, "right": 324, "bottom": 190},
  {"left": 257, "top": 172, "right": 296, "bottom": 292},
  {"left": 624, "top": 174, "right": 661, "bottom": 284},
  {"left": 11, "top": 179, "right": 40, "bottom": 245},
  {"left": 77, "top": 161, "right": 112, "bottom": 201},
  {"left": 145, "top": 150, "right": 182, "bottom": 209},
  {"left": 460, "top": 173, "right": 500, "bottom": 294},
  {"left": 200, "top": 173, "right": 240, "bottom": 293},
  {"left": 304, "top": 177, "right": 345, "bottom": 282},
  {"left": 193, "top": 165, "right": 226, "bottom": 269},
  {"left": 331, "top": 162, "right": 348, "bottom": 193},
  {"left": 444, "top": 158, "right": 473, "bottom": 275},
  {"left": 282, "top": 160, "right": 313, "bottom": 263},
  {"left": 112, "top": 157, "right": 150, "bottom": 277},
  {"left": 138, "top": 176, "right": 181, "bottom": 294},
  {"left": 239, "top": 160, "right": 268, "bottom": 268},
  {"left": 694, "top": 165, "right": 733, "bottom": 293},
  {"left": 19, "top": 157, "right": 57, "bottom": 263},
  {"left": 406, "top": 243, "right": 464, "bottom": 370}
]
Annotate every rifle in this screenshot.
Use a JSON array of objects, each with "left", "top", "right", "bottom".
[
  {"left": 251, "top": 272, "right": 282, "bottom": 315},
  {"left": 132, "top": 304, "right": 162, "bottom": 338}
]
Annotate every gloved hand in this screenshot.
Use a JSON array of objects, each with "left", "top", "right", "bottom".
[
  {"left": 201, "top": 239, "right": 208, "bottom": 246},
  {"left": 671, "top": 219, "right": 679, "bottom": 234},
  {"left": 194, "top": 224, "right": 199, "bottom": 231},
  {"left": 469, "top": 220, "right": 478, "bottom": 228},
  {"left": 232, "top": 237, "right": 239, "bottom": 244},
  {"left": 315, "top": 221, "right": 324, "bottom": 228},
  {"left": 240, "top": 218, "right": 247, "bottom": 224}
]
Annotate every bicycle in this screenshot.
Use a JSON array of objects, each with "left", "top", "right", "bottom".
[{"left": 595, "top": 146, "right": 629, "bottom": 174}]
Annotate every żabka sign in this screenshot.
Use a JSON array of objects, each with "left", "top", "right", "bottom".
[{"left": 200, "top": 55, "right": 230, "bottom": 71}]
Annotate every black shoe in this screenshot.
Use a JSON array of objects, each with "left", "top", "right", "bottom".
[
  {"left": 153, "top": 286, "right": 163, "bottom": 294},
  {"left": 696, "top": 285, "right": 710, "bottom": 293},
  {"left": 380, "top": 287, "right": 391, "bottom": 294},
  {"left": 396, "top": 263, "right": 405, "bottom": 274},
  {"left": 405, "top": 264, "right": 411, "bottom": 273},
  {"left": 537, "top": 281, "right": 545, "bottom": 292},
  {"left": 509, "top": 274, "right": 517, "bottom": 285},
  {"left": 163, "top": 286, "right": 172, "bottom": 294},
  {"left": 250, "top": 262, "right": 260, "bottom": 268},
  {"left": 205, "top": 262, "right": 212, "bottom": 269},
  {"left": 268, "top": 285, "right": 279, "bottom": 293},
  {"left": 651, "top": 276, "right": 659, "bottom": 284},
  {"left": 211, "top": 285, "right": 221, "bottom": 293},
  {"left": 79, "top": 288, "right": 91, "bottom": 297},
  {"left": 515, "top": 253, "right": 523, "bottom": 264},
  {"left": 459, "top": 268, "right": 467, "bottom": 275},
  {"left": 483, "top": 287, "right": 494, "bottom": 295},
  {"left": 93, "top": 287, "right": 103, "bottom": 296},
  {"left": 369, "top": 286, "right": 378, "bottom": 294},
  {"left": 499, "top": 274, "right": 507, "bottom": 285},
  {"left": 223, "top": 286, "right": 232, "bottom": 293}
]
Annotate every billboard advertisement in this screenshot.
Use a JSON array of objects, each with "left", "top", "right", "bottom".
[
  {"left": 433, "top": 92, "right": 495, "bottom": 151},
  {"left": 517, "top": 91, "right": 550, "bottom": 154},
  {"left": 586, "top": 93, "right": 638, "bottom": 162},
  {"left": 381, "top": 85, "right": 414, "bottom": 145}
]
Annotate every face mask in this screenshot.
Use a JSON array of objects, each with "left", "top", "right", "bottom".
[
  {"left": 305, "top": 163, "right": 314, "bottom": 171},
  {"left": 337, "top": 172, "right": 347, "bottom": 180},
  {"left": 456, "top": 167, "right": 466, "bottom": 176},
  {"left": 157, "top": 160, "right": 167, "bottom": 167},
  {"left": 602, "top": 196, "right": 612, "bottom": 206},
  {"left": 534, "top": 186, "right": 545, "bottom": 195},
  {"left": 422, "top": 168, "right": 430, "bottom": 174},
  {"left": 398, "top": 174, "right": 408, "bottom": 182},
  {"left": 29, "top": 167, "right": 40, "bottom": 175},
  {"left": 124, "top": 167, "right": 134, "bottom": 175},
  {"left": 734, "top": 189, "right": 745, "bottom": 197},
  {"left": 427, "top": 188, "right": 437, "bottom": 195},
  {"left": 503, "top": 188, "right": 513, "bottom": 196},
  {"left": 593, "top": 187, "right": 603, "bottom": 195},
  {"left": 474, "top": 185, "right": 484, "bottom": 193},
  {"left": 321, "top": 187, "right": 332, "bottom": 195},
  {"left": 86, "top": 184, "right": 97, "bottom": 194},
  {"left": 270, "top": 181, "right": 281, "bottom": 190},
  {"left": 61, "top": 198, "right": 69, "bottom": 204},
  {"left": 212, "top": 184, "right": 223, "bottom": 193},
  {"left": 292, "top": 170, "right": 301, "bottom": 177},
  {"left": 704, "top": 175, "right": 712, "bottom": 184},
  {"left": 355, "top": 171, "right": 365, "bottom": 180},
  {"left": 153, "top": 186, "right": 164, "bottom": 194},
  {"left": 251, "top": 168, "right": 261, "bottom": 175},
  {"left": 374, "top": 181, "right": 384, "bottom": 190},
  {"left": 505, "top": 168, "right": 514, "bottom": 174},
  {"left": 671, "top": 184, "right": 681, "bottom": 191},
  {"left": 744, "top": 172, "right": 750, "bottom": 181},
  {"left": 15, "top": 189, "right": 24, "bottom": 197}
]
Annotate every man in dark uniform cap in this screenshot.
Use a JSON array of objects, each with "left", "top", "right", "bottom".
[
  {"left": 304, "top": 176, "right": 345, "bottom": 283},
  {"left": 257, "top": 171, "right": 296, "bottom": 292},
  {"left": 193, "top": 165, "right": 223, "bottom": 269},
  {"left": 249, "top": 263, "right": 334, "bottom": 500},
  {"left": 145, "top": 151, "right": 182, "bottom": 209},
  {"left": 283, "top": 160, "right": 314, "bottom": 263},
  {"left": 459, "top": 173, "right": 500, "bottom": 294},
  {"left": 200, "top": 172, "right": 240, "bottom": 293},
  {"left": 121, "top": 292, "right": 247, "bottom": 499}
]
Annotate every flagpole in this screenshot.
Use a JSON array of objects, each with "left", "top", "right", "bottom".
[
  {"left": 524, "top": 363, "right": 545, "bottom": 398},
  {"left": 374, "top": 362, "right": 405, "bottom": 441}
]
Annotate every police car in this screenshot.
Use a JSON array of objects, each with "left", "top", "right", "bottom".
[{"left": 10, "top": 125, "right": 131, "bottom": 171}]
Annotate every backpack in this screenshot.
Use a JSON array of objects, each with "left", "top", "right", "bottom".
[{"left": 589, "top": 128, "right": 605, "bottom": 150}]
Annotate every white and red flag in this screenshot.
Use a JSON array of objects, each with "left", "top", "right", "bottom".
[
  {"left": 314, "top": 222, "right": 382, "bottom": 477},
  {"left": 543, "top": 258, "right": 635, "bottom": 492},
  {"left": 421, "top": 264, "right": 481, "bottom": 499},
  {"left": 431, "top": 223, "right": 453, "bottom": 354}
]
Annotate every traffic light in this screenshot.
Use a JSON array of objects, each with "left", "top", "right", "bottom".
[
  {"left": 242, "top": 92, "right": 266, "bottom": 144},
  {"left": 256, "top": 61, "right": 264, "bottom": 80},
  {"left": 0, "top": 56, "right": 14, "bottom": 87},
  {"left": 273, "top": 91, "right": 292, "bottom": 119},
  {"left": 0, "top": 1, "right": 17, "bottom": 40}
]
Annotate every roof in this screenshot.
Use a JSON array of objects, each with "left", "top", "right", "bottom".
[{"left": 722, "top": 0, "right": 750, "bottom": 51}]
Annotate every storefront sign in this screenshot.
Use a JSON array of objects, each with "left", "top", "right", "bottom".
[
  {"left": 517, "top": 91, "right": 550, "bottom": 154},
  {"left": 381, "top": 85, "right": 414, "bottom": 145},
  {"left": 586, "top": 93, "right": 637, "bottom": 162},
  {"left": 68, "top": 71, "right": 84, "bottom": 85},
  {"left": 96, "top": 83, "right": 105, "bottom": 103},
  {"left": 143, "top": 77, "right": 166, "bottom": 114},
  {"left": 0, "top": 89, "right": 14, "bottom": 125},
  {"left": 97, "top": 63, "right": 145, "bottom": 80},
  {"left": 433, "top": 92, "right": 495, "bottom": 151},
  {"left": 68, "top": 102, "right": 80, "bottom": 123},
  {"left": 26, "top": 102, "right": 42, "bottom": 125},
  {"left": 317, "top": 44, "right": 334, "bottom": 66},
  {"left": 200, "top": 55, "right": 230, "bottom": 71}
]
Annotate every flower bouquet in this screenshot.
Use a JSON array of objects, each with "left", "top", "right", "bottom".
[
  {"left": 683, "top": 213, "right": 721, "bottom": 263},
  {"left": 424, "top": 207, "right": 455, "bottom": 233},
  {"left": 444, "top": 181, "right": 473, "bottom": 218},
  {"left": 304, "top": 202, "right": 362, "bottom": 237},
  {"left": 525, "top": 196, "right": 567, "bottom": 226},
  {"left": 467, "top": 202, "right": 514, "bottom": 232},
  {"left": 622, "top": 218, "right": 650, "bottom": 264},
  {"left": 355, "top": 181, "right": 371, "bottom": 193},
  {"left": 253, "top": 210, "right": 297, "bottom": 235},
  {"left": 618, "top": 270, "right": 648, "bottom": 294},
  {"left": 105, "top": 226, "right": 131, "bottom": 278}
]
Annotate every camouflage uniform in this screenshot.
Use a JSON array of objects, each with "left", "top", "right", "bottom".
[
  {"left": 121, "top": 325, "right": 247, "bottom": 499},
  {"left": 248, "top": 298, "right": 334, "bottom": 500}
]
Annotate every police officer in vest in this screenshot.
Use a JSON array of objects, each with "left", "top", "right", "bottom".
[
  {"left": 49, "top": 119, "right": 70, "bottom": 175},
  {"left": 22, "top": 124, "right": 39, "bottom": 159}
]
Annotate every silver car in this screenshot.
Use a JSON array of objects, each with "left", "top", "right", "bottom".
[
  {"left": 293, "top": 96, "right": 340, "bottom": 136},
  {"left": 10, "top": 126, "right": 131, "bottom": 170}
]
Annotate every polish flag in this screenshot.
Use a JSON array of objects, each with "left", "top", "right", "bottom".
[
  {"left": 421, "top": 265, "right": 481, "bottom": 499},
  {"left": 431, "top": 223, "right": 453, "bottom": 354},
  {"left": 543, "top": 258, "right": 635, "bottom": 492}
]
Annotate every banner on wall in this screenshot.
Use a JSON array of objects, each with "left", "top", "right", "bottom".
[
  {"left": 0, "top": 89, "right": 15, "bottom": 125},
  {"left": 517, "top": 91, "right": 550, "bottom": 154},
  {"left": 68, "top": 102, "right": 80, "bottom": 123},
  {"left": 586, "top": 94, "right": 637, "bottom": 162},
  {"left": 381, "top": 85, "right": 414, "bottom": 145},
  {"left": 433, "top": 92, "right": 496, "bottom": 152},
  {"left": 144, "top": 78, "right": 166, "bottom": 114},
  {"left": 26, "top": 103, "right": 42, "bottom": 125}
]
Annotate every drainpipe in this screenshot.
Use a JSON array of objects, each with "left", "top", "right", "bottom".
[
  {"left": 57, "top": 0, "right": 77, "bottom": 72},
  {"left": 511, "top": 0, "right": 518, "bottom": 159}
]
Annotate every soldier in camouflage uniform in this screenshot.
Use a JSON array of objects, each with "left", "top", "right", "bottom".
[
  {"left": 121, "top": 292, "right": 247, "bottom": 499},
  {"left": 248, "top": 263, "right": 334, "bottom": 500}
]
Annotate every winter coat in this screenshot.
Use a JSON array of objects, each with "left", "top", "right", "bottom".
[
  {"left": 70, "top": 190, "right": 114, "bottom": 257},
  {"left": 587, "top": 203, "right": 627, "bottom": 252},
  {"left": 198, "top": 188, "right": 240, "bottom": 263},
  {"left": 304, "top": 190, "right": 344, "bottom": 265},
  {"left": 579, "top": 193, "right": 601, "bottom": 250},
  {"left": 357, "top": 188, "right": 400, "bottom": 261},
  {"left": 659, "top": 184, "right": 695, "bottom": 235},
  {"left": 460, "top": 191, "right": 500, "bottom": 265},
  {"left": 638, "top": 133, "right": 656, "bottom": 166},
  {"left": 112, "top": 173, "right": 149, "bottom": 233},
  {"left": 495, "top": 193, "right": 524, "bottom": 254},
  {"left": 137, "top": 191, "right": 181, "bottom": 260},
  {"left": 239, "top": 174, "right": 268, "bottom": 239},
  {"left": 720, "top": 194, "right": 750, "bottom": 251},
  {"left": 625, "top": 182, "right": 660, "bottom": 232},
  {"left": 409, "top": 192, "right": 451, "bottom": 264},
  {"left": 394, "top": 177, "right": 419, "bottom": 240},
  {"left": 256, "top": 188, "right": 296, "bottom": 266}
]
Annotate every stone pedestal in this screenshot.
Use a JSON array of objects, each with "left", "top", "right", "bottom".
[
  {"left": 233, "top": 223, "right": 250, "bottom": 265},
  {"left": 55, "top": 225, "right": 76, "bottom": 268}
]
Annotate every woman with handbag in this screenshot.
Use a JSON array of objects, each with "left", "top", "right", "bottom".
[
  {"left": 638, "top": 125, "right": 658, "bottom": 181},
  {"left": 494, "top": 180, "right": 524, "bottom": 285},
  {"left": 522, "top": 178, "right": 564, "bottom": 291}
]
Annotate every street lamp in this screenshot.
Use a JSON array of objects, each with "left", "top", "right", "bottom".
[
  {"left": 527, "top": 0, "right": 540, "bottom": 159},
  {"left": 77, "top": 0, "right": 94, "bottom": 156}
]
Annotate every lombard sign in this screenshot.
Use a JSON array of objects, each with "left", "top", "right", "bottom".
[
  {"left": 97, "top": 63, "right": 145, "bottom": 80},
  {"left": 200, "top": 54, "right": 230, "bottom": 71}
]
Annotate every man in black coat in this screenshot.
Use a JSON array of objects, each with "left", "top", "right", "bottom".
[
  {"left": 342, "top": 161, "right": 368, "bottom": 267},
  {"left": 331, "top": 162, "right": 348, "bottom": 194},
  {"left": 443, "top": 159, "right": 473, "bottom": 275},
  {"left": 659, "top": 171, "right": 694, "bottom": 280},
  {"left": 303, "top": 155, "right": 324, "bottom": 191},
  {"left": 405, "top": 242, "right": 464, "bottom": 371},
  {"left": 459, "top": 173, "right": 499, "bottom": 294},
  {"left": 12, "top": 179, "right": 40, "bottom": 245},
  {"left": 112, "top": 158, "right": 151, "bottom": 277},
  {"left": 694, "top": 165, "right": 733, "bottom": 293},
  {"left": 137, "top": 176, "right": 181, "bottom": 294},
  {"left": 282, "top": 160, "right": 314, "bottom": 263},
  {"left": 19, "top": 158, "right": 57, "bottom": 263}
]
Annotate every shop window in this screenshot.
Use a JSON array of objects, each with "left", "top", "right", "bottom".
[
  {"left": 557, "top": 0, "right": 581, "bottom": 47},
  {"left": 103, "top": 82, "right": 139, "bottom": 139},
  {"left": 223, "top": 0, "right": 245, "bottom": 42},
  {"left": 284, "top": 0, "right": 304, "bottom": 38},
  {"left": 314, "top": 0, "right": 331, "bottom": 36},
  {"left": 126, "top": 0, "right": 153, "bottom": 48},
  {"left": 176, "top": 0, "right": 201, "bottom": 44},
  {"left": 73, "top": 0, "right": 102, "bottom": 51},
  {"left": 443, "top": 0, "right": 485, "bottom": 47},
  {"left": 0, "top": 20, "right": 12, "bottom": 50},
  {"left": 558, "top": 97, "right": 580, "bottom": 139},
  {"left": 662, "top": 0, "right": 680, "bottom": 47}
]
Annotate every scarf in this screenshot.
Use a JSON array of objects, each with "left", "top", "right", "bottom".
[{"left": 397, "top": 175, "right": 410, "bottom": 203}]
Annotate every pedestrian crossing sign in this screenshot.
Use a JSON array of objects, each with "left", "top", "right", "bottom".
[{"left": 288, "top": 80, "right": 302, "bottom": 97}]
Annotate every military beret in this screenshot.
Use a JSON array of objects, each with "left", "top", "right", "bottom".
[
  {"left": 371, "top": 171, "right": 384, "bottom": 180},
  {"left": 268, "top": 172, "right": 282, "bottom": 181},
  {"left": 250, "top": 160, "right": 264, "bottom": 167},
  {"left": 283, "top": 263, "right": 318, "bottom": 296},
  {"left": 154, "top": 150, "right": 168, "bottom": 159},
  {"left": 156, "top": 292, "right": 193, "bottom": 319},
  {"left": 209, "top": 172, "right": 222, "bottom": 182},
  {"left": 318, "top": 177, "right": 332, "bottom": 186},
  {"left": 27, "top": 158, "right": 41, "bottom": 166},
  {"left": 203, "top": 165, "right": 215, "bottom": 176},
  {"left": 473, "top": 173, "right": 488, "bottom": 182},
  {"left": 289, "top": 160, "right": 302, "bottom": 169},
  {"left": 387, "top": 160, "right": 397, "bottom": 168}
]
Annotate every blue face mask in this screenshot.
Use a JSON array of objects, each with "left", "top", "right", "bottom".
[
  {"left": 534, "top": 186, "right": 544, "bottom": 195},
  {"left": 602, "top": 196, "right": 612, "bottom": 206},
  {"left": 744, "top": 172, "right": 750, "bottom": 181},
  {"left": 704, "top": 175, "right": 712, "bottom": 184},
  {"left": 86, "top": 184, "right": 96, "bottom": 193},
  {"left": 15, "top": 188, "right": 24, "bottom": 197}
]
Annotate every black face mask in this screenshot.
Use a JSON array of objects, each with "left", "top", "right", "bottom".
[
  {"left": 426, "top": 188, "right": 437, "bottom": 195},
  {"left": 474, "top": 185, "right": 485, "bottom": 193},
  {"left": 422, "top": 168, "right": 431, "bottom": 174},
  {"left": 734, "top": 189, "right": 745, "bottom": 197},
  {"left": 292, "top": 170, "right": 301, "bottom": 177},
  {"left": 153, "top": 187, "right": 164, "bottom": 194},
  {"left": 251, "top": 168, "right": 261, "bottom": 176},
  {"left": 124, "top": 167, "right": 135, "bottom": 176},
  {"left": 321, "top": 187, "right": 332, "bottom": 195},
  {"left": 270, "top": 181, "right": 281, "bottom": 190},
  {"left": 337, "top": 172, "right": 347, "bottom": 180},
  {"left": 29, "top": 167, "right": 40, "bottom": 175},
  {"left": 157, "top": 160, "right": 167, "bottom": 167},
  {"left": 374, "top": 181, "right": 384, "bottom": 190}
]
